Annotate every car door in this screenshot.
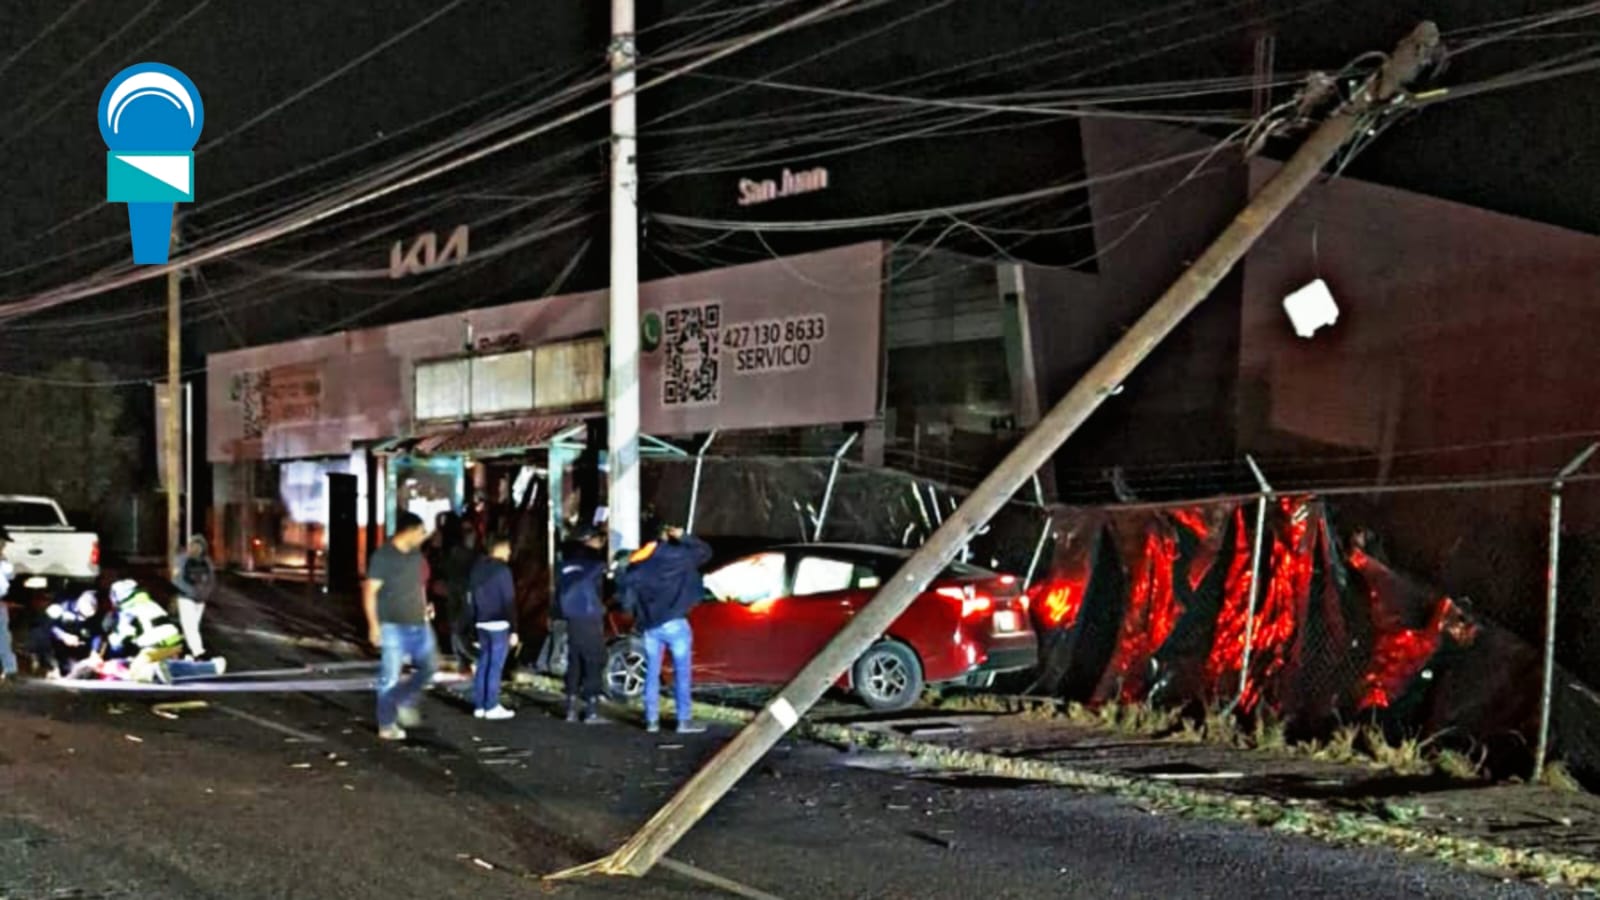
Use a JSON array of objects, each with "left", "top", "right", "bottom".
[
  {"left": 758, "top": 553, "right": 878, "bottom": 683},
  {"left": 691, "top": 551, "right": 790, "bottom": 685}
]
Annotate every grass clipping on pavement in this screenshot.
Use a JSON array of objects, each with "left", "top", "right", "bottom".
[{"left": 516, "top": 675, "right": 1600, "bottom": 890}]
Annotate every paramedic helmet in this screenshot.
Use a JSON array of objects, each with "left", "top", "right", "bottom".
[{"left": 110, "top": 579, "right": 140, "bottom": 607}]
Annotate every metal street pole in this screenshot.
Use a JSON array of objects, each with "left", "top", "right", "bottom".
[
  {"left": 166, "top": 216, "right": 182, "bottom": 563},
  {"left": 1233, "top": 455, "right": 1273, "bottom": 711},
  {"left": 553, "top": 22, "right": 1442, "bottom": 881},
  {"left": 607, "top": 0, "right": 642, "bottom": 553},
  {"left": 1534, "top": 442, "right": 1598, "bottom": 782},
  {"left": 184, "top": 381, "right": 194, "bottom": 543}
]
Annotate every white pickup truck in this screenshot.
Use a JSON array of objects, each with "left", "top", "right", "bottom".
[{"left": 0, "top": 495, "right": 100, "bottom": 590}]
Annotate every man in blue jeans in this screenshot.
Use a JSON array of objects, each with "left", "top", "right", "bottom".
[
  {"left": 618, "top": 521, "right": 712, "bottom": 734},
  {"left": 467, "top": 535, "right": 519, "bottom": 720},
  {"left": 363, "top": 512, "right": 436, "bottom": 741}
]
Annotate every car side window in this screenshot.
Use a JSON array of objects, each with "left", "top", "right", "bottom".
[
  {"left": 704, "top": 552, "right": 787, "bottom": 604},
  {"left": 793, "top": 556, "right": 855, "bottom": 597},
  {"left": 794, "top": 556, "right": 880, "bottom": 596}
]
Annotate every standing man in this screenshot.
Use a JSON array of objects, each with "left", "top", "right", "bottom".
[
  {"left": 171, "top": 534, "right": 217, "bottom": 659},
  {"left": 0, "top": 528, "right": 17, "bottom": 683},
  {"left": 444, "top": 528, "right": 481, "bottom": 671},
  {"left": 557, "top": 527, "right": 608, "bottom": 724},
  {"left": 617, "top": 520, "right": 712, "bottom": 734},
  {"left": 467, "top": 535, "right": 518, "bottom": 720},
  {"left": 364, "top": 512, "right": 436, "bottom": 741}
]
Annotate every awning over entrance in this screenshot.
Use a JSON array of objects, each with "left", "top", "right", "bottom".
[{"left": 406, "top": 415, "right": 591, "bottom": 458}]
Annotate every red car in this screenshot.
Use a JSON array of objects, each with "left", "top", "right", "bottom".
[{"left": 599, "top": 543, "right": 1037, "bottom": 712}]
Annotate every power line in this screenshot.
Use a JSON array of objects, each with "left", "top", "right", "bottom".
[
  {"left": 0, "top": 0, "right": 162, "bottom": 154},
  {"left": 196, "top": 0, "right": 481, "bottom": 156},
  {"left": 0, "top": 0, "right": 872, "bottom": 324},
  {"left": 0, "top": 0, "right": 95, "bottom": 82}
]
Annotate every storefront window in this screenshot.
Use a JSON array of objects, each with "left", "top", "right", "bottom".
[{"left": 385, "top": 455, "right": 465, "bottom": 536}]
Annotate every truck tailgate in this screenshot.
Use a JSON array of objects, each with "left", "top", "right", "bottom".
[{"left": 8, "top": 528, "right": 98, "bottom": 581}]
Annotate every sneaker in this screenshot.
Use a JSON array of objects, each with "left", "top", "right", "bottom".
[
  {"left": 397, "top": 706, "right": 423, "bottom": 728},
  {"left": 483, "top": 706, "right": 515, "bottom": 721},
  {"left": 565, "top": 706, "right": 580, "bottom": 724},
  {"left": 676, "top": 721, "right": 707, "bottom": 735},
  {"left": 646, "top": 721, "right": 660, "bottom": 734},
  {"left": 378, "top": 725, "right": 408, "bottom": 741},
  {"left": 582, "top": 712, "right": 605, "bottom": 725},
  {"left": 473, "top": 709, "right": 486, "bottom": 719},
  {"left": 212, "top": 657, "right": 228, "bottom": 676}
]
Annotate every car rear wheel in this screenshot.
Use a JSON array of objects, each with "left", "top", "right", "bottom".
[
  {"left": 605, "top": 637, "right": 648, "bottom": 700},
  {"left": 853, "top": 642, "right": 923, "bottom": 711}
]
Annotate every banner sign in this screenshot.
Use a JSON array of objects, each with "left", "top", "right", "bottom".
[{"left": 208, "top": 243, "right": 885, "bottom": 461}]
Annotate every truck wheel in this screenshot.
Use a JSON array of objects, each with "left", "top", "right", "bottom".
[{"left": 853, "top": 642, "right": 924, "bottom": 712}]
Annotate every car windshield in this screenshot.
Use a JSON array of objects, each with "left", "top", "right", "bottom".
[{"left": 0, "top": 501, "right": 64, "bottom": 528}]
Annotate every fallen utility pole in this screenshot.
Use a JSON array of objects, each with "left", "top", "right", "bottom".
[{"left": 554, "top": 21, "right": 1442, "bottom": 881}]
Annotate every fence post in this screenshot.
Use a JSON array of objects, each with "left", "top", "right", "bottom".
[
  {"left": 1023, "top": 474, "right": 1053, "bottom": 591},
  {"left": 684, "top": 431, "right": 717, "bottom": 534},
  {"left": 1534, "top": 442, "right": 1598, "bottom": 782},
  {"left": 1234, "top": 455, "right": 1274, "bottom": 711},
  {"left": 812, "top": 432, "right": 858, "bottom": 542}
]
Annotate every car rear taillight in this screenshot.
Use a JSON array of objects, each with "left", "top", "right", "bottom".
[
  {"left": 90, "top": 541, "right": 100, "bottom": 567},
  {"left": 936, "top": 585, "right": 995, "bottom": 619}
]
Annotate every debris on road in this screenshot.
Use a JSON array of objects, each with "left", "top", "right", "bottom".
[
  {"left": 152, "top": 701, "right": 209, "bottom": 720},
  {"left": 123, "top": 734, "right": 143, "bottom": 744},
  {"left": 908, "top": 830, "right": 956, "bottom": 850}
]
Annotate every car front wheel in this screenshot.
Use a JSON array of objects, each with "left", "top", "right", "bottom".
[
  {"left": 605, "top": 637, "right": 648, "bottom": 700},
  {"left": 852, "top": 642, "right": 924, "bottom": 712}
]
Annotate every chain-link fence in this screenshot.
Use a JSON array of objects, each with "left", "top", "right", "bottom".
[{"left": 637, "top": 447, "right": 1600, "bottom": 781}]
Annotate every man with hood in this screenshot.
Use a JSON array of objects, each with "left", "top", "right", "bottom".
[
  {"left": 172, "top": 534, "right": 217, "bottom": 659},
  {"left": 615, "top": 518, "right": 712, "bottom": 734}
]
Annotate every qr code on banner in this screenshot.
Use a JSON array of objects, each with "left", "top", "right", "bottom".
[{"left": 662, "top": 302, "right": 722, "bottom": 407}]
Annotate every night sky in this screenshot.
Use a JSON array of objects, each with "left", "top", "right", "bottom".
[{"left": 0, "top": 0, "right": 1593, "bottom": 375}]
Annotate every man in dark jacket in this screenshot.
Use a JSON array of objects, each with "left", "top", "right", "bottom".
[
  {"left": 467, "top": 535, "right": 519, "bottom": 720},
  {"left": 616, "top": 520, "right": 712, "bottom": 734},
  {"left": 557, "top": 527, "right": 608, "bottom": 723}
]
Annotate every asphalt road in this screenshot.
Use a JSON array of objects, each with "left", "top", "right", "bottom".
[{"left": 0, "top": 582, "right": 1564, "bottom": 900}]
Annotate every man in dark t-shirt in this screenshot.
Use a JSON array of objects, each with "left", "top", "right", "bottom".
[{"left": 364, "top": 512, "right": 434, "bottom": 741}]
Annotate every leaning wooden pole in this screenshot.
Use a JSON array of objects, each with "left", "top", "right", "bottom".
[{"left": 556, "top": 22, "right": 1442, "bottom": 881}]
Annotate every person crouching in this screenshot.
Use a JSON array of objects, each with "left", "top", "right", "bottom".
[
  {"left": 467, "top": 535, "right": 519, "bottom": 720},
  {"left": 44, "top": 591, "right": 105, "bottom": 679},
  {"left": 104, "top": 580, "right": 225, "bottom": 683}
]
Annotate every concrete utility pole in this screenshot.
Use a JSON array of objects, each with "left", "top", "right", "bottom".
[
  {"left": 554, "top": 22, "right": 1442, "bottom": 881},
  {"left": 166, "top": 216, "right": 182, "bottom": 561},
  {"left": 607, "top": 0, "right": 642, "bottom": 553}
]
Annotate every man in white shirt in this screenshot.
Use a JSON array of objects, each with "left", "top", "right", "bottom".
[{"left": 0, "top": 527, "right": 18, "bottom": 681}]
